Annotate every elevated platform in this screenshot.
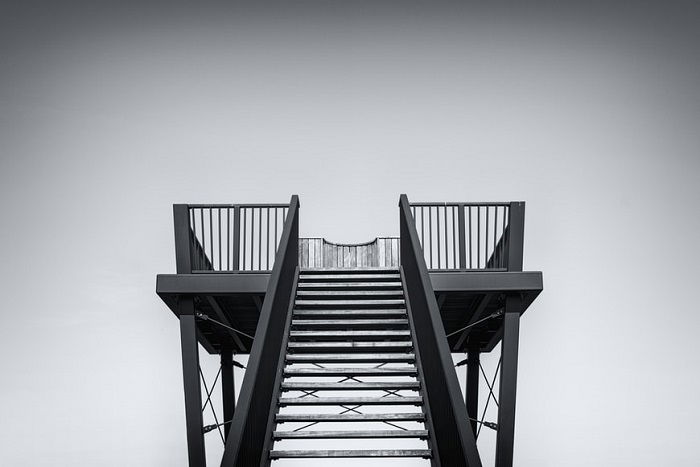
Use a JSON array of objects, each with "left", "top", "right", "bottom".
[{"left": 156, "top": 267, "right": 542, "bottom": 354}]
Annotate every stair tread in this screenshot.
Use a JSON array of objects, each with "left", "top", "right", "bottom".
[
  {"left": 282, "top": 381, "right": 420, "bottom": 390},
  {"left": 284, "top": 367, "right": 417, "bottom": 377},
  {"left": 270, "top": 449, "right": 432, "bottom": 458},
  {"left": 292, "top": 319, "right": 408, "bottom": 326},
  {"left": 291, "top": 330, "right": 410, "bottom": 337},
  {"left": 297, "top": 290, "right": 404, "bottom": 296},
  {"left": 286, "top": 353, "right": 415, "bottom": 363},
  {"left": 298, "top": 282, "right": 403, "bottom": 288},
  {"left": 273, "top": 429, "right": 428, "bottom": 439},
  {"left": 288, "top": 341, "right": 412, "bottom": 351},
  {"left": 276, "top": 413, "right": 425, "bottom": 422},
  {"left": 294, "top": 309, "right": 406, "bottom": 316},
  {"left": 296, "top": 299, "right": 405, "bottom": 306},
  {"left": 279, "top": 396, "right": 422, "bottom": 405}
]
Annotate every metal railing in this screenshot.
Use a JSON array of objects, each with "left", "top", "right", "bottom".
[
  {"left": 182, "top": 204, "right": 289, "bottom": 272},
  {"left": 221, "top": 195, "right": 299, "bottom": 466},
  {"left": 410, "top": 202, "right": 522, "bottom": 271},
  {"left": 399, "top": 194, "right": 483, "bottom": 466}
]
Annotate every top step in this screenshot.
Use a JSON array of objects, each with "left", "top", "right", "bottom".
[
  {"left": 299, "top": 273, "right": 401, "bottom": 282},
  {"left": 301, "top": 268, "right": 399, "bottom": 274}
]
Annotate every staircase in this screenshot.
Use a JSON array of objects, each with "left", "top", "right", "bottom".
[{"left": 268, "top": 268, "right": 434, "bottom": 462}]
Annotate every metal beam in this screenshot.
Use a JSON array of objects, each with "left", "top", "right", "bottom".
[
  {"left": 179, "top": 297, "right": 206, "bottom": 467},
  {"left": 466, "top": 348, "right": 479, "bottom": 436},
  {"left": 429, "top": 271, "right": 542, "bottom": 294},
  {"left": 157, "top": 273, "right": 270, "bottom": 296},
  {"left": 495, "top": 295, "right": 521, "bottom": 467},
  {"left": 221, "top": 350, "right": 235, "bottom": 440}
]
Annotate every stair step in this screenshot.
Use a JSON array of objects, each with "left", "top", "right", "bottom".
[
  {"left": 299, "top": 274, "right": 401, "bottom": 282},
  {"left": 273, "top": 429, "right": 428, "bottom": 440},
  {"left": 281, "top": 381, "right": 420, "bottom": 391},
  {"left": 284, "top": 366, "right": 418, "bottom": 377},
  {"left": 297, "top": 290, "right": 404, "bottom": 297},
  {"left": 288, "top": 341, "right": 412, "bottom": 352},
  {"left": 298, "top": 282, "right": 403, "bottom": 290},
  {"left": 287, "top": 353, "right": 415, "bottom": 363},
  {"left": 270, "top": 449, "right": 432, "bottom": 459},
  {"left": 291, "top": 319, "right": 408, "bottom": 328},
  {"left": 294, "top": 309, "right": 406, "bottom": 317},
  {"left": 278, "top": 396, "right": 422, "bottom": 406},
  {"left": 295, "top": 299, "right": 405, "bottom": 308},
  {"left": 289, "top": 330, "right": 411, "bottom": 340},
  {"left": 276, "top": 412, "right": 425, "bottom": 423}
]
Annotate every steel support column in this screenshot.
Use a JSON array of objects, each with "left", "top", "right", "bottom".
[
  {"left": 179, "top": 296, "right": 206, "bottom": 467},
  {"left": 495, "top": 295, "right": 521, "bottom": 467},
  {"left": 466, "top": 348, "right": 480, "bottom": 436},
  {"left": 221, "top": 350, "right": 235, "bottom": 440}
]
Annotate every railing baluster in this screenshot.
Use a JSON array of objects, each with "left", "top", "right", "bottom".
[
  {"left": 468, "top": 206, "right": 472, "bottom": 269},
  {"left": 266, "top": 207, "right": 270, "bottom": 270},
  {"left": 258, "top": 208, "right": 262, "bottom": 270},
  {"left": 428, "top": 206, "right": 433, "bottom": 269}
]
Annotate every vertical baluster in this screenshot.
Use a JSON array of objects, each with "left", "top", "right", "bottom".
[
  {"left": 190, "top": 208, "right": 197, "bottom": 270},
  {"left": 468, "top": 206, "right": 472, "bottom": 269},
  {"left": 199, "top": 208, "right": 205, "bottom": 269},
  {"left": 242, "top": 208, "right": 247, "bottom": 270},
  {"left": 420, "top": 206, "right": 425, "bottom": 250},
  {"left": 443, "top": 206, "right": 448, "bottom": 269},
  {"left": 485, "top": 206, "right": 490, "bottom": 269},
  {"left": 266, "top": 207, "right": 270, "bottom": 270},
  {"left": 428, "top": 206, "right": 433, "bottom": 269},
  {"left": 436, "top": 206, "right": 441, "bottom": 269},
  {"left": 502, "top": 205, "right": 507, "bottom": 268},
  {"left": 493, "top": 206, "right": 498, "bottom": 267},
  {"left": 208, "top": 208, "right": 213, "bottom": 269},
  {"left": 477, "top": 206, "right": 481, "bottom": 269},
  {"left": 258, "top": 207, "right": 262, "bottom": 270},
  {"left": 451, "top": 206, "right": 456, "bottom": 269},
  {"left": 218, "top": 208, "right": 222, "bottom": 271},
  {"left": 226, "top": 208, "right": 230, "bottom": 271}
]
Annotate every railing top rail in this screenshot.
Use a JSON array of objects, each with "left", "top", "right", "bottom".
[
  {"left": 186, "top": 203, "right": 291, "bottom": 208},
  {"left": 409, "top": 201, "right": 514, "bottom": 207}
]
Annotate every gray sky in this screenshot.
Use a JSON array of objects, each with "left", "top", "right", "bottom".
[{"left": 1, "top": 1, "right": 699, "bottom": 465}]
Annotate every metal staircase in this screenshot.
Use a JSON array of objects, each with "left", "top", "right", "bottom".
[{"left": 268, "top": 268, "right": 434, "bottom": 461}]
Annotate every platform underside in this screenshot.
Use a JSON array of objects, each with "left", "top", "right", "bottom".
[{"left": 156, "top": 269, "right": 542, "bottom": 354}]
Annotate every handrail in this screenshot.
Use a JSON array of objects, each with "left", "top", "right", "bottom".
[
  {"left": 173, "top": 203, "right": 290, "bottom": 273},
  {"left": 221, "top": 195, "right": 299, "bottom": 466},
  {"left": 409, "top": 201, "right": 524, "bottom": 271},
  {"left": 399, "top": 194, "right": 482, "bottom": 467}
]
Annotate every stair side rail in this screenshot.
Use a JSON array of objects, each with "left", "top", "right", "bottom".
[
  {"left": 221, "top": 195, "right": 299, "bottom": 466},
  {"left": 399, "top": 194, "right": 482, "bottom": 467}
]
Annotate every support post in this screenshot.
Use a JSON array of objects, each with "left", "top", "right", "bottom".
[
  {"left": 174, "top": 204, "right": 193, "bottom": 274},
  {"left": 232, "top": 206, "right": 241, "bottom": 271},
  {"left": 179, "top": 296, "right": 206, "bottom": 467},
  {"left": 221, "top": 350, "right": 236, "bottom": 440},
  {"left": 466, "top": 348, "right": 480, "bottom": 436},
  {"left": 506, "top": 202, "right": 525, "bottom": 272},
  {"left": 495, "top": 295, "right": 521, "bottom": 467},
  {"left": 458, "top": 203, "right": 466, "bottom": 269}
]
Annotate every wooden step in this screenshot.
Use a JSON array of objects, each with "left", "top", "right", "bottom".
[
  {"left": 286, "top": 353, "right": 415, "bottom": 364},
  {"left": 270, "top": 449, "right": 432, "bottom": 459},
  {"left": 298, "top": 282, "right": 403, "bottom": 290},
  {"left": 281, "top": 381, "right": 420, "bottom": 391},
  {"left": 297, "top": 290, "right": 404, "bottom": 297},
  {"left": 295, "top": 299, "right": 405, "bottom": 308},
  {"left": 273, "top": 429, "right": 428, "bottom": 440},
  {"left": 291, "top": 319, "right": 408, "bottom": 329},
  {"left": 299, "top": 274, "right": 401, "bottom": 282},
  {"left": 289, "top": 330, "right": 411, "bottom": 340},
  {"left": 287, "top": 341, "right": 412, "bottom": 352},
  {"left": 276, "top": 412, "right": 425, "bottom": 423},
  {"left": 278, "top": 396, "right": 422, "bottom": 406},
  {"left": 284, "top": 366, "right": 418, "bottom": 377},
  {"left": 293, "top": 309, "right": 406, "bottom": 318}
]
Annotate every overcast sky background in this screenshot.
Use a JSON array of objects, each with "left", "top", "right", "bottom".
[{"left": 1, "top": 1, "right": 699, "bottom": 465}]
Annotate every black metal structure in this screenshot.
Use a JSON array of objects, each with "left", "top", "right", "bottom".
[{"left": 156, "top": 194, "right": 543, "bottom": 466}]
